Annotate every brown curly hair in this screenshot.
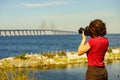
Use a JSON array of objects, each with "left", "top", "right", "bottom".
[{"left": 89, "top": 19, "right": 106, "bottom": 38}]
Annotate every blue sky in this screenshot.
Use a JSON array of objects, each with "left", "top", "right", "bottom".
[{"left": 0, "top": 0, "right": 120, "bottom": 33}]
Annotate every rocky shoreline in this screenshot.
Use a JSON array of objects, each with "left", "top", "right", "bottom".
[{"left": 0, "top": 48, "right": 120, "bottom": 68}]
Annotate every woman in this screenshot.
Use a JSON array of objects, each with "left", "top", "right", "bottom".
[{"left": 78, "top": 19, "right": 109, "bottom": 80}]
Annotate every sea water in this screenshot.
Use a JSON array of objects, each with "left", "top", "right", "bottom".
[
  {"left": 29, "top": 62, "right": 120, "bottom": 80},
  {"left": 0, "top": 34, "right": 120, "bottom": 58}
]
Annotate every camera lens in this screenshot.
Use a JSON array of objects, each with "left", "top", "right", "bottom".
[
  {"left": 78, "top": 27, "right": 90, "bottom": 36},
  {"left": 78, "top": 28, "right": 85, "bottom": 34}
]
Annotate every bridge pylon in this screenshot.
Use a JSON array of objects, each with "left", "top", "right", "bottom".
[
  {"left": 41, "top": 19, "right": 46, "bottom": 30},
  {"left": 50, "top": 21, "right": 56, "bottom": 35}
]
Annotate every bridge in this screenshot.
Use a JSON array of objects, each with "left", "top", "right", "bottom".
[
  {"left": 0, "top": 20, "right": 78, "bottom": 36},
  {"left": 0, "top": 29, "right": 78, "bottom": 36}
]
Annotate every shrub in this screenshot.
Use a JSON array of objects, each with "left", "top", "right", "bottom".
[
  {"left": 57, "top": 50, "right": 66, "bottom": 56},
  {"left": 0, "top": 68, "right": 35, "bottom": 80},
  {"left": 15, "top": 53, "right": 27, "bottom": 60},
  {"left": 107, "top": 48, "right": 112, "bottom": 53}
]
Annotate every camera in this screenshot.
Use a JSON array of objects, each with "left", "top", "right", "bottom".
[{"left": 78, "top": 26, "right": 90, "bottom": 36}]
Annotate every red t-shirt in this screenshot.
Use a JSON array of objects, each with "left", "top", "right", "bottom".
[{"left": 87, "top": 37, "right": 109, "bottom": 67}]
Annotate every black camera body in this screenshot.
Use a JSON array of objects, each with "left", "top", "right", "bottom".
[{"left": 78, "top": 27, "right": 90, "bottom": 36}]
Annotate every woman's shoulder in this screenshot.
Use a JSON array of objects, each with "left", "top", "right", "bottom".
[
  {"left": 88, "top": 37, "right": 109, "bottom": 46},
  {"left": 88, "top": 37, "right": 108, "bottom": 42}
]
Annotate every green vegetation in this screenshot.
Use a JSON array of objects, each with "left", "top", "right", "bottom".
[
  {"left": 53, "top": 57, "right": 67, "bottom": 63},
  {"left": 107, "top": 48, "right": 112, "bottom": 53},
  {"left": 0, "top": 68, "right": 35, "bottom": 80},
  {"left": 41, "top": 50, "right": 66, "bottom": 58},
  {"left": 0, "top": 48, "right": 120, "bottom": 68},
  {"left": 42, "top": 52, "right": 56, "bottom": 58},
  {"left": 0, "top": 48, "right": 120, "bottom": 80},
  {"left": 15, "top": 53, "right": 27, "bottom": 60},
  {"left": 1, "top": 59, "right": 10, "bottom": 67},
  {"left": 57, "top": 50, "right": 66, "bottom": 56}
]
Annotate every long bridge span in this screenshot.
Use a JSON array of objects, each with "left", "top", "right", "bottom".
[{"left": 0, "top": 29, "right": 78, "bottom": 36}]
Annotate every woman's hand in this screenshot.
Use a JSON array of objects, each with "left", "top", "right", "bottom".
[
  {"left": 82, "top": 31, "right": 87, "bottom": 40},
  {"left": 78, "top": 31, "right": 90, "bottom": 55}
]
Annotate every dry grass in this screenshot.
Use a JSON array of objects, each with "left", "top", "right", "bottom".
[{"left": 0, "top": 68, "right": 35, "bottom": 80}]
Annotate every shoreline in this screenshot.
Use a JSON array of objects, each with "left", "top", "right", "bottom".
[{"left": 0, "top": 48, "right": 120, "bottom": 68}]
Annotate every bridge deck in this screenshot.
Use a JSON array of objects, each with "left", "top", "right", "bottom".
[{"left": 0, "top": 29, "right": 78, "bottom": 36}]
